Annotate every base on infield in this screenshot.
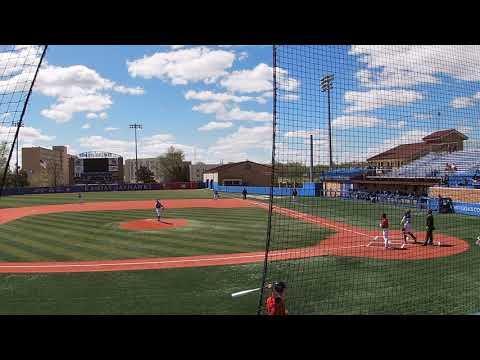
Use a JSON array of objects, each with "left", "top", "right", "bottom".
[{"left": 119, "top": 218, "right": 189, "bottom": 231}]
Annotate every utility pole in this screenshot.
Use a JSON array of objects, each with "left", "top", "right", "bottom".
[
  {"left": 321, "top": 74, "right": 334, "bottom": 169},
  {"left": 129, "top": 123, "right": 142, "bottom": 182},
  {"left": 11, "top": 121, "right": 24, "bottom": 188}
]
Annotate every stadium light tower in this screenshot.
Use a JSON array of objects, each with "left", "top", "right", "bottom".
[
  {"left": 11, "top": 121, "right": 24, "bottom": 186},
  {"left": 129, "top": 123, "right": 143, "bottom": 182},
  {"left": 321, "top": 74, "right": 334, "bottom": 169}
]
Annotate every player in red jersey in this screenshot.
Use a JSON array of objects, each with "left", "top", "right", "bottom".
[
  {"left": 380, "top": 213, "right": 390, "bottom": 249},
  {"left": 265, "top": 281, "right": 288, "bottom": 315}
]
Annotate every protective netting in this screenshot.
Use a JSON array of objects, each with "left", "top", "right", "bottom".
[
  {"left": 258, "top": 45, "right": 480, "bottom": 315},
  {"left": 0, "top": 45, "right": 47, "bottom": 195}
]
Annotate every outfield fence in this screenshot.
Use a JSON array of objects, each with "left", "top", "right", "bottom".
[{"left": 0, "top": 181, "right": 204, "bottom": 196}]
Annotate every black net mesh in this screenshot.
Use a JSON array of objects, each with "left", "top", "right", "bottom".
[
  {"left": 258, "top": 45, "right": 480, "bottom": 315},
  {"left": 0, "top": 45, "right": 47, "bottom": 195}
]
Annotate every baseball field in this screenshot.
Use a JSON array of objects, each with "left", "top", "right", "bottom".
[{"left": 0, "top": 188, "right": 478, "bottom": 314}]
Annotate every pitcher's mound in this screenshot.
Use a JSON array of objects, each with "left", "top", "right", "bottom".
[{"left": 120, "top": 218, "right": 188, "bottom": 231}]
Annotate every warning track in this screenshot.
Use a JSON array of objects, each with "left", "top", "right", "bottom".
[{"left": 0, "top": 198, "right": 469, "bottom": 273}]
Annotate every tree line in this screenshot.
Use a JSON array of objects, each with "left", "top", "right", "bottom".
[
  {"left": 0, "top": 142, "right": 29, "bottom": 188},
  {"left": 135, "top": 146, "right": 190, "bottom": 184}
]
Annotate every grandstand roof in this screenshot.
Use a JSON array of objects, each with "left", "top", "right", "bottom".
[
  {"left": 422, "top": 129, "right": 468, "bottom": 141},
  {"left": 367, "top": 142, "right": 430, "bottom": 161}
]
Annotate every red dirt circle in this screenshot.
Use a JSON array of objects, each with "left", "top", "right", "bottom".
[{"left": 119, "top": 218, "right": 188, "bottom": 231}]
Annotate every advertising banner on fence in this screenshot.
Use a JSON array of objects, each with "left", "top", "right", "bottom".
[{"left": 1, "top": 182, "right": 203, "bottom": 196}]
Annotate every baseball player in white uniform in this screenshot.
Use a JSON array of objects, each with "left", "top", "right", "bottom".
[{"left": 400, "top": 210, "right": 417, "bottom": 244}]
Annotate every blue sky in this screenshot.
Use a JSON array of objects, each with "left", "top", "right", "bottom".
[
  {"left": 4, "top": 45, "right": 480, "bottom": 167},
  {"left": 18, "top": 45, "right": 273, "bottom": 165}
]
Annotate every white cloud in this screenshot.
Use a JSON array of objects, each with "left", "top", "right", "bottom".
[
  {"left": 99, "top": 112, "right": 108, "bottom": 120},
  {"left": 0, "top": 45, "right": 43, "bottom": 77},
  {"left": 333, "top": 115, "right": 383, "bottom": 130},
  {"left": 82, "top": 123, "right": 91, "bottom": 129},
  {"left": 185, "top": 90, "right": 266, "bottom": 104},
  {"left": 113, "top": 85, "right": 145, "bottom": 95},
  {"left": 208, "top": 125, "right": 272, "bottom": 162},
  {"left": 220, "top": 63, "right": 299, "bottom": 95},
  {"left": 344, "top": 89, "right": 423, "bottom": 113},
  {"left": 86, "top": 113, "right": 98, "bottom": 119},
  {"left": 34, "top": 64, "right": 143, "bottom": 123},
  {"left": 0, "top": 70, "right": 36, "bottom": 94},
  {"left": 450, "top": 92, "right": 480, "bottom": 108},
  {"left": 219, "top": 107, "right": 271, "bottom": 122},
  {"left": 238, "top": 51, "right": 248, "bottom": 61},
  {"left": 413, "top": 113, "right": 433, "bottom": 120},
  {"left": 450, "top": 96, "right": 475, "bottom": 109},
  {"left": 0, "top": 125, "right": 55, "bottom": 143},
  {"left": 104, "top": 127, "right": 119, "bottom": 132},
  {"left": 388, "top": 120, "right": 406, "bottom": 129},
  {"left": 192, "top": 102, "right": 271, "bottom": 122},
  {"left": 192, "top": 101, "right": 226, "bottom": 115},
  {"left": 198, "top": 121, "right": 233, "bottom": 131},
  {"left": 127, "top": 46, "right": 236, "bottom": 85},
  {"left": 170, "top": 45, "right": 186, "bottom": 50},
  {"left": 35, "top": 64, "right": 114, "bottom": 98},
  {"left": 79, "top": 135, "right": 131, "bottom": 155},
  {"left": 41, "top": 94, "right": 112, "bottom": 123},
  {"left": 350, "top": 45, "right": 480, "bottom": 88},
  {"left": 78, "top": 133, "right": 187, "bottom": 160},
  {"left": 220, "top": 63, "right": 271, "bottom": 93}
]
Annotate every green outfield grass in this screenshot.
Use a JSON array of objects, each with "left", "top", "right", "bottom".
[
  {"left": 0, "top": 207, "right": 333, "bottom": 261},
  {"left": 0, "top": 190, "right": 479, "bottom": 314},
  {"left": 0, "top": 189, "right": 212, "bottom": 208}
]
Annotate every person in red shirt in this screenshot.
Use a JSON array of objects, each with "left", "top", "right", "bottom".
[
  {"left": 265, "top": 281, "right": 288, "bottom": 315},
  {"left": 380, "top": 213, "right": 390, "bottom": 249}
]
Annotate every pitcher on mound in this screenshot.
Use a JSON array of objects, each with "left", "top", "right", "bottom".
[{"left": 154, "top": 199, "right": 165, "bottom": 222}]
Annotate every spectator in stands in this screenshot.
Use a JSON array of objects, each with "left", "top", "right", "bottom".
[
  {"left": 445, "top": 163, "right": 451, "bottom": 171},
  {"left": 423, "top": 209, "right": 435, "bottom": 246}
]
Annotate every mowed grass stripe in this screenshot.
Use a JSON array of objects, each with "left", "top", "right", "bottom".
[
  {"left": 18, "top": 216, "right": 154, "bottom": 260},
  {"left": 0, "top": 233, "right": 53, "bottom": 261},
  {"left": 0, "top": 217, "right": 133, "bottom": 261}
]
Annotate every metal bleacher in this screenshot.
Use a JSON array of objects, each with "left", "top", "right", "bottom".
[{"left": 385, "top": 150, "right": 480, "bottom": 178}]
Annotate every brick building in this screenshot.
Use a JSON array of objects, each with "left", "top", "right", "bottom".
[
  {"left": 203, "top": 160, "right": 272, "bottom": 187},
  {"left": 22, "top": 146, "right": 75, "bottom": 187}
]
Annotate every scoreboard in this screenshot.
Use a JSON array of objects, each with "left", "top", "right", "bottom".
[{"left": 74, "top": 152, "right": 123, "bottom": 184}]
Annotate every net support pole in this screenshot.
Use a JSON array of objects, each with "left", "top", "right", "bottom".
[
  {"left": 257, "top": 44, "right": 278, "bottom": 315},
  {"left": 310, "top": 134, "right": 314, "bottom": 183}
]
